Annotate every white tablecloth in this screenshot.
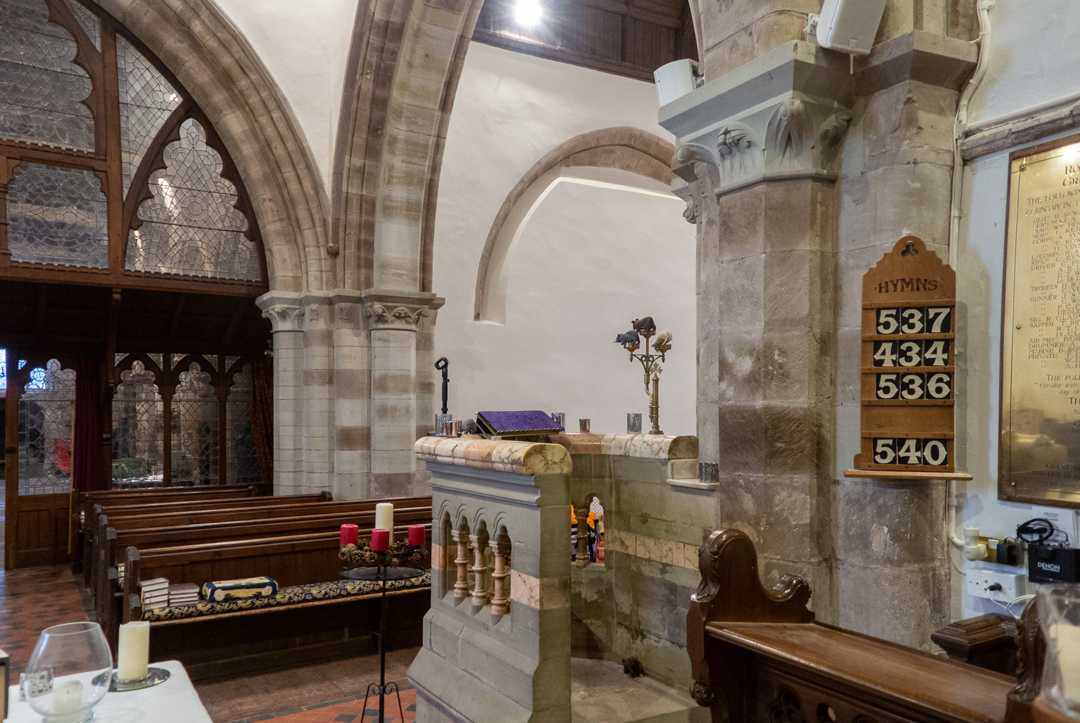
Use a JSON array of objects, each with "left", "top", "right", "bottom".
[{"left": 5, "top": 660, "right": 211, "bottom": 723}]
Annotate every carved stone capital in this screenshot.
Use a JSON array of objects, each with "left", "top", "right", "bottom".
[
  {"left": 361, "top": 288, "right": 445, "bottom": 332},
  {"left": 256, "top": 291, "right": 305, "bottom": 333},
  {"left": 660, "top": 41, "right": 853, "bottom": 200}
]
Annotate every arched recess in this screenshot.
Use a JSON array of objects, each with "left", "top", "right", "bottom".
[
  {"left": 94, "top": 0, "right": 331, "bottom": 293},
  {"left": 472, "top": 127, "right": 676, "bottom": 323},
  {"left": 332, "top": 0, "right": 483, "bottom": 292}
]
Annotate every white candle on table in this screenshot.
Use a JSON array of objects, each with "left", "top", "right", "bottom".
[
  {"left": 375, "top": 503, "right": 394, "bottom": 533},
  {"left": 117, "top": 620, "right": 150, "bottom": 681},
  {"left": 53, "top": 679, "right": 83, "bottom": 713},
  {"left": 1055, "top": 623, "right": 1080, "bottom": 706}
]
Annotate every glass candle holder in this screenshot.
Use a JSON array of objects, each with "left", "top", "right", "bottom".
[
  {"left": 1039, "top": 585, "right": 1080, "bottom": 718},
  {"left": 22, "top": 621, "right": 113, "bottom": 723}
]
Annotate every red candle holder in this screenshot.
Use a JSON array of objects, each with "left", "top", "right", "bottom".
[
  {"left": 370, "top": 528, "right": 390, "bottom": 552},
  {"left": 407, "top": 525, "right": 426, "bottom": 548},
  {"left": 340, "top": 523, "right": 359, "bottom": 547}
]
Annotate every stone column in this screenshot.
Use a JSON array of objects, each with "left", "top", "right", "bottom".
[
  {"left": 301, "top": 295, "right": 334, "bottom": 494},
  {"left": 331, "top": 291, "right": 371, "bottom": 500},
  {"left": 662, "top": 41, "right": 852, "bottom": 622},
  {"left": 257, "top": 292, "right": 305, "bottom": 495},
  {"left": 361, "top": 289, "right": 444, "bottom": 497},
  {"left": 832, "top": 12, "right": 977, "bottom": 646}
]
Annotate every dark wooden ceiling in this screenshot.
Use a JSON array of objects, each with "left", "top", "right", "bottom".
[
  {"left": 474, "top": 0, "right": 697, "bottom": 82},
  {"left": 0, "top": 281, "right": 269, "bottom": 357}
]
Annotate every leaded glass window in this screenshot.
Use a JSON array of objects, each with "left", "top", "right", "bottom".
[
  {"left": 18, "top": 359, "right": 76, "bottom": 495},
  {"left": 0, "top": 0, "right": 266, "bottom": 289},
  {"left": 7, "top": 161, "right": 108, "bottom": 267},
  {"left": 112, "top": 359, "right": 164, "bottom": 487},
  {"left": 0, "top": 0, "right": 94, "bottom": 150},
  {"left": 226, "top": 362, "right": 258, "bottom": 484},
  {"left": 117, "top": 36, "right": 180, "bottom": 194},
  {"left": 172, "top": 363, "right": 218, "bottom": 485}
]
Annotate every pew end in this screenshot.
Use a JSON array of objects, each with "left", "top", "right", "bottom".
[{"left": 688, "top": 528, "right": 1023, "bottom": 723}]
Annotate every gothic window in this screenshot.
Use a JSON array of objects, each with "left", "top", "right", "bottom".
[
  {"left": 172, "top": 362, "right": 218, "bottom": 485},
  {"left": 0, "top": 0, "right": 266, "bottom": 292},
  {"left": 18, "top": 358, "right": 76, "bottom": 495},
  {"left": 226, "top": 360, "right": 258, "bottom": 484},
  {"left": 111, "top": 358, "right": 164, "bottom": 487}
]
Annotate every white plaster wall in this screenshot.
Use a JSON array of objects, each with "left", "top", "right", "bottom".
[
  {"left": 966, "top": 0, "right": 1080, "bottom": 129},
  {"left": 954, "top": 0, "right": 1080, "bottom": 616},
  {"left": 214, "top": 0, "right": 357, "bottom": 193},
  {"left": 433, "top": 43, "right": 697, "bottom": 437}
]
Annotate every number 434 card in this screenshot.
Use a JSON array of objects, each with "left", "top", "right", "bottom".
[{"left": 850, "top": 236, "right": 968, "bottom": 477}]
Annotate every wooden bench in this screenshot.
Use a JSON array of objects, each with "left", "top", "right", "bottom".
[
  {"left": 120, "top": 523, "right": 432, "bottom": 679},
  {"left": 688, "top": 529, "right": 1028, "bottom": 723},
  {"left": 73, "top": 485, "right": 258, "bottom": 572},
  {"left": 84, "top": 493, "right": 330, "bottom": 590},
  {"left": 93, "top": 500, "right": 432, "bottom": 612}
]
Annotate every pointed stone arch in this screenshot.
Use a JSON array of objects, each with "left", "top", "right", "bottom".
[
  {"left": 472, "top": 127, "right": 676, "bottom": 323},
  {"left": 94, "top": 0, "right": 331, "bottom": 293}
]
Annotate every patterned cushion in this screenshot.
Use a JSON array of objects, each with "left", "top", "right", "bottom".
[{"left": 143, "top": 572, "right": 431, "bottom": 622}]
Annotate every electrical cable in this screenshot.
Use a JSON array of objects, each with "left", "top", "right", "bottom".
[{"left": 1017, "top": 517, "right": 1068, "bottom": 546}]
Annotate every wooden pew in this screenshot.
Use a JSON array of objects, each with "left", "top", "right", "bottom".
[
  {"left": 100, "top": 495, "right": 430, "bottom": 530},
  {"left": 84, "top": 493, "right": 329, "bottom": 588},
  {"left": 688, "top": 529, "right": 1023, "bottom": 723},
  {"left": 121, "top": 523, "right": 432, "bottom": 679},
  {"left": 73, "top": 485, "right": 258, "bottom": 572}
]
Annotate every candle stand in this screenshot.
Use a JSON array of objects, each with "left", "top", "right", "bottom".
[
  {"left": 340, "top": 564, "right": 424, "bottom": 723},
  {"left": 614, "top": 316, "right": 672, "bottom": 435}
]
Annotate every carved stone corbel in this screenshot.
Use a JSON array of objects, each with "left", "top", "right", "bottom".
[{"left": 360, "top": 289, "right": 444, "bottom": 332}]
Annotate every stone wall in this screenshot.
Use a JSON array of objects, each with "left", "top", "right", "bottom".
[{"left": 553, "top": 433, "right": 705, "bottom": 687}]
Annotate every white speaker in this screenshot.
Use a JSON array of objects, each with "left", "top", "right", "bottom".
[
  {"left": 815, "top": 0, "right": 887, "bottom": 56},
  {"left": 654, "top": 59, "right": 701, "bottom": 107}
]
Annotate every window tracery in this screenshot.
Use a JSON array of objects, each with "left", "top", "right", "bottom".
[{"left": 0, "top": 0, "right": 266, "bottom": 292}]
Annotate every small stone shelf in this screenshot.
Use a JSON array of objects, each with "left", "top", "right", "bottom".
[{"left": 843, "top": 469, "right": 973, "bottom": 481}]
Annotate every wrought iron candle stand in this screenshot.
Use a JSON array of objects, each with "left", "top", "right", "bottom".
[
  {"left": 614, "top": 317, "right": 672, "bottom": 435},
  {"left": 339, "top": 543, "right": 428, "bottom": 722}
]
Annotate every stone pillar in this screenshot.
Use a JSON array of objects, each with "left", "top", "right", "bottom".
[
  {"left": 362, "top": 289, "right": 444, "bottom": 497},
  {"left": 257, "top": 292, "right": 305, "bottom": 495},
  {"left": 662, "top": 41, "right": 852, "bottom": 622},
  {"left": 832, "top": 15, "right": 977, "bottom": 646},
  {"left": 301, "top": 295, "right": 334, "bottom": 494},
  {"left": 331, "top": 291, "right": 371, "bottom": 500}
]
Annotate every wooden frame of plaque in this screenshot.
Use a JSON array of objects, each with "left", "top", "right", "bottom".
[
  {"left": 845, "top": 236, "right": 970, "bottom": 480},
  {"left": 999, "top": 132, "right": 1080, "bottom": 507}
]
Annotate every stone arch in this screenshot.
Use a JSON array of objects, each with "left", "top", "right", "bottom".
[
  {"left": 94, "top": 0, "right": 331, "bottom": 293},
  {"left": 472, "top": 127, "right": 676, "bottom": 323},
  {"left": 332, "top": 0, "right": 483, "bottom": 293}
]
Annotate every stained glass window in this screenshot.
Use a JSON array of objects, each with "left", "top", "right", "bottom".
[
  {"left": 7, "top": 161, "right": 109, "bottom": 267},
  {"left": 64, "top": 0, "right": 99, "bottom": 50},
  {"left": 0, "top": 0, "right": 265, "bottom": 286},
  {"left": 126, "top": 118, "right": 260, "bottom": 281},
  {"left": 117, "top": 36, "right": 181, "bottom": 194},
  {"left": 226, "top": 362, "right": 258, "bottom": 484},
  {"left": 0, "top": 349, "right": 6, "bottom": 393},
  {"left": 0, "top": 0, "right": 94, "bottom": 150},
  {"left": 111, "top": 360, "right": 164, "bottom": 488},
  {"left": 172, "top": 363, "right": 218, "bottom": 485},
  {"left": 18, "top": 359, "right": 76, "bottom": 495}
]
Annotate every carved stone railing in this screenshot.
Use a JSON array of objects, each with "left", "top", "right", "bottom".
[{"left": 409, "top": 436, "right": 571, "bottom": 722}]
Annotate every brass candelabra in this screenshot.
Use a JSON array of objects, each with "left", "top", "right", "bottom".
[{"left": 614, "top": 317, "right": 672, "bottom": 435}]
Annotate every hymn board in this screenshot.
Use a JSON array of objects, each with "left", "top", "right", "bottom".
[{"left": 848, "top": 236, "right": 969, "bottom": 479}]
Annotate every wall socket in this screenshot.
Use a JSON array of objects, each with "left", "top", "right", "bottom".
[{"left": 965, "top": 567, "right": 1027, "bottom": 601}]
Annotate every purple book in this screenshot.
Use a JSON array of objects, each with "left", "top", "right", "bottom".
[{"left": 476, "top": 410, "right": 562, "bottom": 437}]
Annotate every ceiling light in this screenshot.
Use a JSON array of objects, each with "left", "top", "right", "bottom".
[{"left": 514, "top": 0, "right": 542, "bottom": 28}]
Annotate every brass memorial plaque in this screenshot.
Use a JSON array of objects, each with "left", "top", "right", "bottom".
[{"left": 1001, "top": 135, "right": 1080, "bottom": 506}]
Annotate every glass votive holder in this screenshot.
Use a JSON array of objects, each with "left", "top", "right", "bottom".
[{"left": 22, "top": 621, "right": 113, "bottom": 723}]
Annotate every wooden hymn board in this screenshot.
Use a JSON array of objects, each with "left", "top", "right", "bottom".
[{"left": 850, "top": 235, "right": 967, "bottom": 478}]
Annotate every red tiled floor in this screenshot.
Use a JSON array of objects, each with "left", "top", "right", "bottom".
[{"left": 0, "top": 563, "right": 91, "bottom": 677}]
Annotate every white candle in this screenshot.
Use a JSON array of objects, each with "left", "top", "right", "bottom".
[
  {"left": 375, "top": 503, "right": 394, "bottom": 532},
  {"left": 53, "top": 679, "right": 83, "bottom": 714},
  {"left": 117, "top": 620, "right": 150, "bottom": 682},
  {"left": 1055, "top": 624, "right": 1080, "bottom": 705}
]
